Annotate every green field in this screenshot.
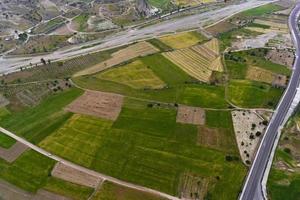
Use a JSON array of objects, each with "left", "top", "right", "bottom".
[
  {"left": 240, "top": 4, "right": 283, "bottom": 17},
  {"left": 268, "top": 169, "right": 300, "bottom": 200},
  {"left": 228, "top": 80, "right": 283, "bottom": 108},
  {"left": 0, "top": 150, "right": 55, "bottom": 192},
  {"left": 148, "top": 0, "right": 173, "bottom": 10},
  {"left": 0, "top": 133, "right": 16, "bottom": 148},
  {"left": 0, "top": 88, "right": 83, "bottom": 144},
  {"left": 0, "top": 150, "right": 93, "bottom": 198},
  {"left": 39, "top": 97, "right": 245, "bottom": 199}
]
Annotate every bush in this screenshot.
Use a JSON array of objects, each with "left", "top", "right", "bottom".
[
  {"left": 147, "top": 103, "right": 153, "bottom": 108},
  {"left": 255, "top": 131, "right": 262, "bottom": 137},
  {"left": 283, "top": 147, "right": 291, "bottom": 154}
]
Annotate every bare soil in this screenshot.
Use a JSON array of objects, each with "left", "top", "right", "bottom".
[
  {"left": 51, "top": 162, "right": 102, "bottom": 188},
  {"left": 176, "top": 105, "right": 205, "bottom": 125},
  {"left": 198, "top": 126, "right": 223, "bottom": 149},
  {"left": 0, "top": 94, "right": 9, "bottom": 107},
  {"left": 231, "top": 110, "right": 267, "bottom": 165},
  {"left": 0, "top": 142, "right": 29, "bottom": 163},
  {"left": 65, "top": 90, "right": 124, "bottom": 121},
  {"left": 266, "top": 49, "right": 295, "bottom": 68}
]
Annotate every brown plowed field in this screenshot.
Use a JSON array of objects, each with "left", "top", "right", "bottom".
[{"left": 65, "top": 90, "right": 124, "bottom": 121}]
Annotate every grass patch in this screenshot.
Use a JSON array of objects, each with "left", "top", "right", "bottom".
[
  {"left": 225, "top": 59, "right": 248, "bottom": 79},
  {"left": 148, "top": 38, "right": 173, "bottom": 52},
  {"left": 0, "top": 150, "right": 56, "bottom": 192},
  {"left": 206, "top": 110, "right": 233, "bottom": 129},
  {"left": 44, "top": 177, "right": 94, "bottom": 200},
  {"left": 74, "top": 13, "right": 89, "bottom": 32},
  {"left": 228, "top": 80, "right": 283, "bottom": 108},
  {"left": 141, "top": 54, "right": 194, "bottom": 85},
  {"left": 92, "top": 181, "right": 167, "bottom": 200},
  {"left": 268, "top": 169, "right": 300, "bottom": 200},
  {"left": 0, "top": 88, "right": 83, "bottom": 143},
  {"left": 148, "top": 0, "right": 173, "bottom": 10},
  {"left": 240, "top": 4, "right": 283, "bottom": 17},
  {"left": 0, "top": 133, "right": 16, "bottom": 149}
]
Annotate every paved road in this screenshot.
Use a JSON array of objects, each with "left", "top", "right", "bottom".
[
  {"left": 0, "top": 127, "right": 180, "bottom": 200},
  {"left": 239, "top": 4, "right": 300, "bottom": 200},
  {"left": 0, "top": 0, "right": 274, "bottom": 74}
]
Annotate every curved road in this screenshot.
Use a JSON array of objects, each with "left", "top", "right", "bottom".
[{"left": 239, "top": 4, "right": 300, "bottom": 200}]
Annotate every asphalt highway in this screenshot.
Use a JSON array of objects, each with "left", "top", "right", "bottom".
[{"left": 239, "top": 4, "right": 300, "bottom": 200}]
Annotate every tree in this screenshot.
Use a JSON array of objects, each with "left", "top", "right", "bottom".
[{"left": 41, "top": 58, "right": 46, "bottom": 65}]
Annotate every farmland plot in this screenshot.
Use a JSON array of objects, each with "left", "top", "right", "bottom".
[
  {"left": 159, "top": 31, "right": 206, "bottom": 49},
  {"left": 98, "top": 60, "right": 166, "bottom": 89},
  {"left": 163, "top": 38, "right": 223, "bottom": 82},
  {"left": 75, "top": 41, "right": 159, "bottom": 77},
  {"left": 65, "top": 90, "right": 123, "bottom": 121}
]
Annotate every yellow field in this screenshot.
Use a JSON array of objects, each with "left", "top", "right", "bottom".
[
  {"left": 74, "top": 41, "right": 159, "bottom": 77},
  {"left": 159, "top": 31, "right": 205, "bottom": 49},
  {"left": 163, "top": 38, "right": 223, "bottom": 82},
  {"left": 246, "top": 67, "right": 275, "bottom": 84},
  {"left": 98, "top": 60, "right": 166, "bottom": 89}
]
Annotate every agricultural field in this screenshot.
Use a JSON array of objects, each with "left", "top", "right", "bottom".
[
  {"left": 163, "top": 38, "right": 223, "bottom": 82},
  {"left": 38, "top": 97, "right": 245, "bottom": 199},
  {"left": 228, "top": 80, "right": 283, "bottom": 108},
  {"left": 92, "top": 181, "right": 167, "bottom": 200},
  {"left": 74, "top": 41, "right": 159, "bottom": 77},
  {"left": 74, "top": 54, "right": 228, "bottom": 109},
  {"left": 98, "top": 60, "right": 166, "bottom": 90},
  {"left": 0, "top": 133, "right": 16, "bottom": 149},
  {"left": 159, "top": 31, "right": 206, "bottom": 49},
  {"left": 0, "top": 88, "right": 83, "bottom": 144},
  {"left": 0, "top": 150, "right": 94, "bottom": 199}
]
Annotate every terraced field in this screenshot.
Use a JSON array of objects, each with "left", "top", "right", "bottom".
[{"left": 163, "top": 38, "right": 223, "bottom": 82}]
